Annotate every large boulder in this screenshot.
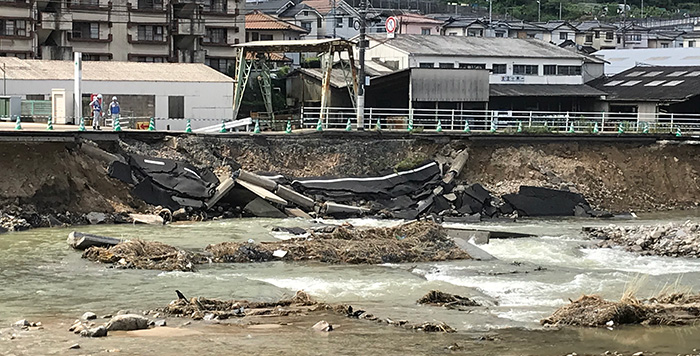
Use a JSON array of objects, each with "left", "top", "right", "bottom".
[
  {"left": 105, "top": 314, "right": 149, "bottom": 331},
  {"left": 503, "top": 186, "right": 591, "bottom": 217}
]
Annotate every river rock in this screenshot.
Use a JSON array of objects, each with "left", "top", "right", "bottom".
[
  {"left": 105, "top": 314, "right": 149, "bottom": 331},
  {"left": 82, "top": 312, "right": 97, "bottom": 320},
  {"left": 80, "top": 325, "right": 107, "bottom": 338},
  {"left": 586, "top": 222, "right": 700, "bottom": 258},
  {"left": 13, "top": 319, "right": 30, "bottom": 328},
  {"left": 311, "top": 320, "right": 333, "bottom": 332},
  {"left": 85, "top": 212, "right": 108, "bottom": 225},
  {"left": 69, "top": 343, "right": 81, "bottom": 349}
]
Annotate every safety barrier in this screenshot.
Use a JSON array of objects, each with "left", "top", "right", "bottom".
[{"left": 300, "top": 107, "right": 700, "bottom": 134}]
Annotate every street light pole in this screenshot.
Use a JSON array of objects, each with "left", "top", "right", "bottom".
[{"left": 356, "top": 0, "right": 367, "bottom": 130}]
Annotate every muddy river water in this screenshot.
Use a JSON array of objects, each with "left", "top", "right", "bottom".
[{"left": 1, "top": 213, "right": 700, "bottom": 355}]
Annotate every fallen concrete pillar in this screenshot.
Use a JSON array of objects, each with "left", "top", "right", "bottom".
[
  {"left": 445, "top": 228, "right": 490, "bottom": 245},
  {"left": 322, "top": 202, "right": 370, "bottom": 217},
  {"left": 451, "top": 237, "right": 496, "bottom": 261},
  {"left": 205, "top": 177, "right": 235, "bottom": 209},
  {"left": 238, "top": 170, "right": 279, "bottom": 192},
  {"left": 79, "top": 141, "right": 124, "bottom": 165},
  {"left": 275, "top": 185, "right": 315, "bottom": 210},
  {"left": 443, "top": 149, "right": 469, "bottom": 185},
  {"left": 67, "top": 231, "right": 123, "bottom": 250},
  {"left": 237, "top": 179, "right": 288, "bottom": 206}
]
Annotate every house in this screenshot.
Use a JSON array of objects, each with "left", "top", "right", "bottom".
[
  {"left": 591, "top": 65, "right": 700, "bottom": 117},
  {"left": 0, "top": 57, "right": 233, "bottom": 126},
  {"left": 245, "top": 11, "right": 308, "bottom": 42},
  {"left": 538, "top": 21, "right": 579, "bottom": 46},
  {"left": 0, "top": 0, "right": 245, "bottom": 73},
  {"left": 615, "top": 24, "right": 651, "bottom": 49},
  {"left": 441, "top": 18, "right": 487, "bottom": 37},
  {"left": 593, "top": 47, "right": 700, "bottom": 75},
  {"left": 363, "top": 34, "right": 606, "bottom": 111},
  {"left": 574, "top": 21, "right": 617, "bottom": 50},
  {"left": 679, "top": 31, "right": 700, "bottom": 48},
  {"left": 245, "top": 0, "right": 296, "bottom": 15},
  {"left": 395, "top": 13, "right": 443, "bottom": 35},
  {"left": 489, "top": 21, "right": 549, "bottom": 39},
  {"left": 280, "top": 0, "right": 360, "bottom": 39},
  {"left": 647, "top": 30, "right": 685, "bottom": 48}
]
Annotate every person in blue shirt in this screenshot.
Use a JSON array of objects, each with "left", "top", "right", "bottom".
[
  {"left": 90, "top": 94, "right": 102, "bottom": 130},
  {"left": 109, "top": 96, "right": 120, "bottom": 121}
]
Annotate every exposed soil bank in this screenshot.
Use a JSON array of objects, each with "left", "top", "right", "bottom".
[{"left": 2, "top": 135, "right": 700, "bottom": 229}]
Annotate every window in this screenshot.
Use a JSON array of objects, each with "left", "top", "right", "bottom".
[
  {"left": 559, "top": 32, "right": 568, "bottom": 40},
  {"left": 72, "top": 22, "right": 100, "bottom": 39},
  {"left": 543, "top": 65, "right": 556, "bottom": 75},
  {"left": 134, "top": 56, "right": 166, "bottom": 63},
  {"left": 459, "top": 63, "right": 486, "bottom": 69},
  {"left": 557, "top": 65, "right": 581, "bottom": 76},
  {"left": 419, "top": 63, "right": 434, "bottom": 68},
  {"left": 625, "top": 34, "right": 642, "bottom": 42},
  {"left": 203, "top": 0, "right": 226, "bottom": 12},
  {"left": 594, "top": 30, "right": 600, "bottom": 39},
  {"left": 495, "top": 31, "right": 504, "bottom": 37},
  {"left": 317, "top": 18, "right": 322, "bottom": 28},
  {"left": 205, "top": 28, "right": 226, "bottom": 43},
  {"left": 513, "top": 64, "right": 538, "bottom": 75},
  {"left": 527, "top": 33, "right": 535, "bottom": 38},
  {"left": 661, "top": 42, "right": 669, "bottom": 48},
  {"left": 301, "top": 22, "right": 311, "bottom": 31},
  {"left": 137, "top": 25, "right": 164, "bottom": 41},
  {"left": 421, "top": 28, "right": 431, "bottom": 35},
  {"left": 585, "top": 34, "right": 593, "bottom": 43},
  {"left": 26, "top": 94, "right": 45, "bottom": 100},
  {"left": 348, "top": 17, "right": 353, "bottom": 28},
  {"left": 467, "top": 28, "right": 482, "bottom": 37},
  {"left": 303, "top": 10, "right": 308, "bottom": 16},
  {"left": 0, "top": 19, "right": 26, "bottom": 37},
  {"left": 492, "top": 63, "right": 507, "bottom": 74},
  {"left": 205, "top": 57, "right": 235, "bottom": 73},
  {"left": 249, "top": 32, "right": 259, "bottom": 41},
  {"left": 439, "top": 63, "right": 454, "bottom": 69},
  {"left": 137, "top": 0, "right": 162, "bottom": 10},
  {"left": 260, "top": 34, "right": 273, "bottom": 41},
  {"left": 335, "top": 17, "right": 342, "bottom": 28},
  {"left": 82, "top": 53, "right": 110, "bottom": 61},
  {"left": 606, "top": 31, "right": 614, "bottom": 40},
  {"left": 690, "top": 41, "right": 696, "bottom": 48}
]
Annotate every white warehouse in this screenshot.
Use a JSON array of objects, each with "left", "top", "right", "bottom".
[{"left": 0, "top": 57, "right": 234, "bottom": 127}]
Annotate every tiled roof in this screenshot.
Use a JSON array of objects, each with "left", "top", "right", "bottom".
[
  {"left": 245, "top": 10, "right": 308, "bottom": 32},
  {"left": 244, "top": 52, "right": 293, "bottom": 62},
  {"left": 0, "top": 57, "right": 232, "bottom": 82}
]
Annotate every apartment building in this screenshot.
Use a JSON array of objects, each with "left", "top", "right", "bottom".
[{"left": 0, "top": 0, "right": 244, "bottom": 73}]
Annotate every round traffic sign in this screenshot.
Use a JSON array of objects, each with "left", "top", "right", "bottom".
[{"left": 385, "top": 16, "right": 398, "bottom": 33}]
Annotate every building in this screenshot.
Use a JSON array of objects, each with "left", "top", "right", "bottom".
[
  {"left": 278, "top": 0, "right": 360, "bottom": 39},
  {"left": 591, "top": 65, "right": 700, "bottom": 117},
  {"left": 615, "top": 24, "right": 650, "bottom": 49},
  {"left": 0, "top": 0, "right": 244, "bottom": 73},
  {"left": 441, "top": 18, "right": 487, "bottom": 37},
  {"left": 593, "top": 47, "right": 700, "bottom": 75},
  {"left": 538, "top": 21, "right": 578, "bottom": 46},
  {"left": 245, "top": 10, "right": 308, "bottom": 42},
  {"left": 489, "top": 21, "right": 548, "bottom": 39},
  {"left": 394, "top": 13, "right": 442, "bottom": 35},
  {"left": 574, "top": 21, "right": 617, "bottom": 50},
  {"left": 363, "top": 34, "right": 605, "bottom": 111},
  {"left": 647, "top": 30, "right": 684, "bottom": 48},
  {"left": 0, "top": 57, "right": 233, "bottom": 126}
]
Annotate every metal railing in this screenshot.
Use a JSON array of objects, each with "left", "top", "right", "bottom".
[{"left": 300, "top": 107, "right": 700, "bottom": 134}]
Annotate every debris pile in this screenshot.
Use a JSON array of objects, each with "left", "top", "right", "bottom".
[
  {"left": 205, "top": 221, "right": 471, "bottom": 264},
  {"left": 82, "top": 239, "right": 202, "bottom": 272},
  {"left": 586, "top": 222, "right": 700, "bottom": 258},
  {"left": 157, "top": 290, "right": 455, "bottom": 333},
  {"left": 417, "top": 290, "right": 481, "bottom": 308},
  {"left": 541, "top": 294, "right": 700, "bottom": 327}
]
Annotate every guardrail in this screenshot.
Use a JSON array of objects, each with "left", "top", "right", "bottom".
[{"left": 300, "top": 107, "right": 700, "bottom": 134}]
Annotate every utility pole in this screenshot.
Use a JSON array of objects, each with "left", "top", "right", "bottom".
[
  {"left": 641, "top": 0, "right": 644, "bottom": 19},
  {"left": 1, "top": 63, "right": 6, "bottom": 95},
  {"left": 356, "top": 0, "right": 367, "bottom": 130},
  {"left": 622, "top": 0, "right": 627, "bottom": 48},
  {"left": 537, "top": 0, "right": 541, "bottom": 22},
  {"left": 332, "top": 0, "right": 337, "bottom": 38},
  {"left": 559, "top": 2, "right": 562, "bottom": 20}
]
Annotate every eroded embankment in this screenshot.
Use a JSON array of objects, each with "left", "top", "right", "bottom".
[{"left": 1, "top": 135, "right": 699, "bottom": 229}]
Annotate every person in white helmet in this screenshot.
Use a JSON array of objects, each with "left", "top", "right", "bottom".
[
  {"left": 90, "top": 94, "right": 103, "bottom": 130},
  {"left": 109, "top": 96, "right": 120, "bottom": 122}
]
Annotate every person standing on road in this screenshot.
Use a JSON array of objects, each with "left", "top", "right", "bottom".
[
  {"left": 109, "top": 96, "right": 120, "bottom": 121},
  {"left": 90, "top": 94, "right": 103, "bottom": 130}
]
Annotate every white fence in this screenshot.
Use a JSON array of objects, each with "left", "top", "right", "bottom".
[{"left": 301, "top": 107, "right": 700, "bottom": 134}]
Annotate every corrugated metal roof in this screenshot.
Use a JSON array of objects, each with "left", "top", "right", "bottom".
[
  {"left": 590, "top": 65, "right": 700, "bottom": 102},
  {"left": 245, "top": 11, "right": 308, "bottom": 32},
  {"left": 376, "top": 34, "right": 602, "bottom": 62},
  {"left": 594, "top": 47, "right": 700, "bottom": 75},
  {"left": 490, "top": 84, "right": 606, "bottom": 97},
  {"left": 0, "top": 57, "right": 233, "bottom": 82}
]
